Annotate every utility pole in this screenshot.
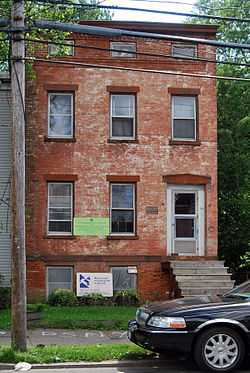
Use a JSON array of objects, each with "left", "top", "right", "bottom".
[{"left": 11, "top": 0, "right": 27, "bottom": 351}]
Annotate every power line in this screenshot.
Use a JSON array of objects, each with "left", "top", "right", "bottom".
[
  {"left": 30, "top": 0, "right": 250, "bottom": 23},
  {"left": 26, "top": 37, "right": 250, "bottom": 68},
  {"left": 23, "top": 57, "right": 250, "bottom": 81},
  {"left": 33, "top": 20, "right": 250, "bottom": 50},
  {"left": 107, "top": 0, "right": 250, "bottom": 12}
]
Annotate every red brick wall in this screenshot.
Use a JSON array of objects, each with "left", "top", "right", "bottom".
[{"left": 26, "top": 28, "right": 217, "bottom": 301}]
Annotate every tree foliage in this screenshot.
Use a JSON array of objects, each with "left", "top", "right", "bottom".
[
  {"left": 191, "top": 0, "right": 250, "bottom": 270},
  {"left": 0, "top": 0, "right": 112, "bottom": 70}
]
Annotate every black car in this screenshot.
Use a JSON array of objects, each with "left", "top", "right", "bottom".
[{"left": 128, "top": 281, "right": 250, "bottom": 372}]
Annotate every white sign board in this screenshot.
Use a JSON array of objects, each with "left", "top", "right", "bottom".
[{"left": 77, "top": 273, "right": 113, "bottom": 297}]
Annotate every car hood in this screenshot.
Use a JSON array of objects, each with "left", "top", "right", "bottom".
[{"left": 143, "top": 295, "right": 243, "bottom": 315}]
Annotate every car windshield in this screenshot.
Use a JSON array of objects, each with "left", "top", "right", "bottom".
[{"left": 223, "top": 280, "right": 250, "bottom": 300}]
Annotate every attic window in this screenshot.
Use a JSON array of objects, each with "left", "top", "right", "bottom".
[
  {"left": 110, "top": 42, "right": 136, "bottom": 58},
  {"left": 48, "top": 40, "right": 74, "bottom": 56},
  {"left": 172, "top": 43, "right": 197, "bottom": 59}
]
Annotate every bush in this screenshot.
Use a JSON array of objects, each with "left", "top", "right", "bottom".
[
  {"left": 78, "top": 293, "right": 113, "bottom": 306},
  {"left": 0, "top": 287, "right": 11, "bottom": 309},
  {"left": 48, "top": 289, "right": 78, "bottom": 307},
  {"left": 113, "top": 289, "right": 139, "bottom": 306}
]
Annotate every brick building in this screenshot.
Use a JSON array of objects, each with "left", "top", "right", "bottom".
[{"left": 26, "top": 21, "right": 233, "bottom": 302}]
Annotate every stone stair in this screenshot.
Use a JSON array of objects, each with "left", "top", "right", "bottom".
[{"left": 170, "top": 260, "right": 234, "bottom": 297}]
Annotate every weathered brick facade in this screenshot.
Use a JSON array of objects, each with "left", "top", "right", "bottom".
[{"left": 26, "top": 21, "right": 218, "bottom": 302}]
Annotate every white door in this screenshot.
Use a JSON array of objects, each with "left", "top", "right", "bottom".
[{"left": 167, "top": 185, "right": 205, "bottom": 256}]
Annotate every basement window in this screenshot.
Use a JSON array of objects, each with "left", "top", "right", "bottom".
[
  {"left": 47, "top": 267, "right": 73, "bottom": 297},
  {"left": 110, "top": 42, "right": 136, "bottom": 58},
  {"left": 111, "top": 267, "right": 137, "bottom": 291}
]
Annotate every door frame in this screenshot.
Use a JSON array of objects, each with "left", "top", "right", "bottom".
[{"left": 166, "top": 184, "right": 205, "bottom": 256}]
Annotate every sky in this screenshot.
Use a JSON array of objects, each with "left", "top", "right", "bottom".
[{"left": 100, "top": 0, "right": 197, "bottom": 23}]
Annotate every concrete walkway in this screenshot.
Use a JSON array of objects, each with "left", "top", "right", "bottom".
[{"left": 0, "top": 329, "right": 129, "bottom": 346}]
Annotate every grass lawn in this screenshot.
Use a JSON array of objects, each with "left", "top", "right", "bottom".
[
  {"left": 0, "top": 344, "right": 155, "bottom": 364},
  {"left": 0, "top": 306, "right": 137, "bottom": 330}
]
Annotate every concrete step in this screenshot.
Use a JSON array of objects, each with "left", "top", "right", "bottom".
[
  {"left": 174, "top": 268, "right": 230, "bottom": 275},
  {"left": 177, "top": 280, "right": 234, "bottom": 288},
  {"left": 175, "top": 274, "right": 232, "bottom": 281},
  {"left": 170, "top": 260, "right": 225, "bottom": 268},
  {"left": 181, "top": 287, "right": 233, "bottom": 296}
]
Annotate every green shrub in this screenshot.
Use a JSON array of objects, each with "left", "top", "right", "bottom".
[
  {"left": 78, "top": 293, "right": 112, "bottom": 306},
  {"left": 113, "top": 289, "right": 139, "bottom": 306},
  {"left": 0, "top": 287, "right": 11, "bottom": 309},
  {"left": 27, "top": 303, "right": 45, "bottom": 312},
  {"left": 48, "top": 289, "right": 78, "bottom": 307}
]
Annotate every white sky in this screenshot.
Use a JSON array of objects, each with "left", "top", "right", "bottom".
[{"left": 100, "top": 0, "right": 197, "bottom": 23}]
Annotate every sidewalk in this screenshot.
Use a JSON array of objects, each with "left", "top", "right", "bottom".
[{"left": 0, "top": 329, "right": 129, "bottom": 346}]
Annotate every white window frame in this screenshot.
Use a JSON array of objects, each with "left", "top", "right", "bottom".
[
  {"left": 110, "top": 42, "right": 136, "bottom": 58},
  {"left": 110, "top": 94, "right": 136, "bottom": 140},
  {"left": 172, "top": 95, "right": 197, "bottom": 141},
  {"left": 48, "top": 92, "right": 74, "bottom": 139},
  {"left": 46, "top": 266, "right": 73, "bottom": 299},
  {"left": 110, "top": 183, "right": 136, "bottom": 236},
  {"left": 167, "top": 184, "right": 205, "bottom": 256},
  {"left": 47, "top": 182, "right": 73, "bottom": 236},
  {"left": 172, "top": 43, "right": 197, "bottom": 59},
  {"left": 48, "top": 40, "right": 75, "bottom": 56}
]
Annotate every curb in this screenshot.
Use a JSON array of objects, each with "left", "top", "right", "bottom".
[{"left": 0, "top": 358, "right": 176, "bottom": 370}]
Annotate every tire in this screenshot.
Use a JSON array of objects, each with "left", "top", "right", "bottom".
[{"left": 194, "top": 326, "right": 245, "bottom": 372}]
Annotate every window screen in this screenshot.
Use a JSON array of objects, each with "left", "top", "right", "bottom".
[
  {"left": 48, "top": 93, "right": 73, "bottom": 138},
  {"left": 112, "top": 267, "right": 137, "bottom": 291},
  {"left": 48, "top": 182, "right": 73, "bottom": 235},
  {"left": 110, "top": 42, "right": 136, "bottom": 57},
  {"left": 111, "top": 94, "right": 135, "bottom": 139},
  {"left": 47, "top": 267, "right": 73, "bottom": 296},
  {"left": 172, "top": 96, "right": 196, "bottom": 140}
]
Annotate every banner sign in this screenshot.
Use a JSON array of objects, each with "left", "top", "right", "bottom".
[
  {"left": 74, "top": 217, "right": 109, "bottom": 236},
  {"left": 77, "top": 273, "right": 113, "bottom": 297}
]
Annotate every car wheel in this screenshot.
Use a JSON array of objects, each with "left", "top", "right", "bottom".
[{"left": 194, "top": 327, "right": 245, "bottom": 372}]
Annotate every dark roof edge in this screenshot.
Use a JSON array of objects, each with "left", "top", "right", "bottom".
[{"left": 78, "top": 20, "right": 218, "bottom": 35}]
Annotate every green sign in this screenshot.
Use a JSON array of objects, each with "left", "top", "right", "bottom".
[{"left": 74, "top": 217, "right": 109, "bottom": 236}]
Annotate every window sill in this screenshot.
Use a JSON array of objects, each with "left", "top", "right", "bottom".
[
  {"left": 44, "top": 235, "right": 77, "bottom": 240},
  {"left": 108, "top": 139, "right": 139, "bottom": 144},
  {"left": 169, "top": 140, "right": 201, "bottom": 146},
  {"left": 107, "top": 235, "right": 139, "bottom": 240},
  {"left": 44, "top": 136, "right": 76, "bottom": 143}
]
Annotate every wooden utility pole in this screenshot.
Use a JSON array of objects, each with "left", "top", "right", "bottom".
[{"left": 11, "top": 0, "right": 27, "bottom": 351}]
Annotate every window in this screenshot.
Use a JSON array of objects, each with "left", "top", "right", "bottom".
[
  {"left": 110, "top": 94, "right": 136, "bottom": 139},
  {"left": 110, "top": 183, "right": 135, "bottom": 235},
  {"left": 172, "top": 43, "right": 197, "bottom": 58},
  {"left": 47, "top": 267, "right": 73, "bottom": 297},
  {"left": 47, "top": 182, "right": 73, "bottom": 235},
  {"left": 48, "top": 40, "right": 74, "bottom": 56},
  {"left": 110, "top": 42, "right": 136, "bottom": 58},
  {"left": 172, "top": 96, "right": 196, "bottom": 141},
  {"left": 111, "top": 267, "right": 137, "bottom": 292},
  {"left": 48, "top": 93, "right": 74, "bottom": 138}
]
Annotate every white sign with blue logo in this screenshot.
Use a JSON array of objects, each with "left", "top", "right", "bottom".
[{"left": 77, "top": 273, "right": 113, "bottom": 297}]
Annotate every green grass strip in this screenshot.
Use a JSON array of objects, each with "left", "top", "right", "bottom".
[{"left": 0, "top": 344, "right": 155, "bottom": 364}]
